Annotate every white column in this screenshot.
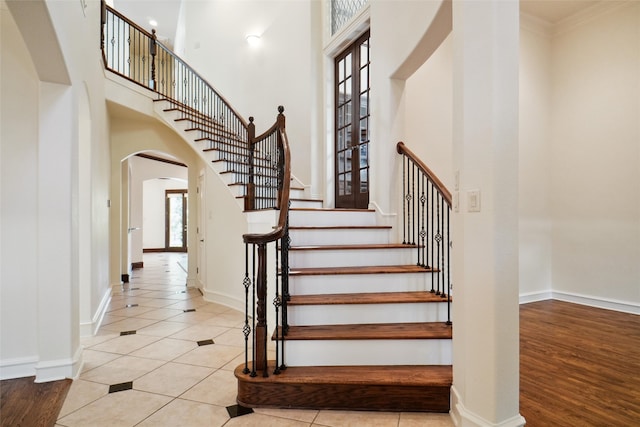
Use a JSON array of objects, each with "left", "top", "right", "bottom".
[
  {"left": 36, "top": 82, "right": 81, "bottom": 381},
  {"left": 451, "top": 0, "right": 525, "bottom": 426}
]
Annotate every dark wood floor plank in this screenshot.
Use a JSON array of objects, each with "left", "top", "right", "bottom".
[
  {"left": 520, "top": 300, "right": 640, "bottom": 427},
  {"left": 0, "top": 376, "right": 71, "bottom": 427}
]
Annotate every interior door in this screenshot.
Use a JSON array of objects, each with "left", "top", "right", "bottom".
[{"left": 335, "top": 31, "right": 370, "bottom": 209}]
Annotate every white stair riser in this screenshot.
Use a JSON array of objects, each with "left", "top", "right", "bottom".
[
  {"left": 289, "top": 210, "right": 376, "bottom": 227},
  {"left": 284, "top": 339, "right": 451, "bottom": 366},
  {"left": 289, "top": 273, "right": 439, "bottom": 295},
  {"left": 289, "top": 228, "right": 390, "bottom": 246},
  {"left": 288, "top": 302, "right": 450, "bottom": 325},
  {"left": 290, "top": 200, "right": 323, "bottom": 209},
  {"left": 289, "top": 248, "right": 416, "bottom": 268}
]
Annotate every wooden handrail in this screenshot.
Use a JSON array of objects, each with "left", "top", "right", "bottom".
[
  {"left": 243, "top": 107, "right": 291, "bottom": 245},
  {"left": 397, "top": 141, "right": 452, "bottom": 206}
]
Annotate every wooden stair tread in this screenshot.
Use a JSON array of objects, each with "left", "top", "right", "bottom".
[
  {"left": 289, "top": 264, "right": 436, "bottom": 276},
  {"left": 289, "top": 243, "right": 417, "bottom": 251},
  {"left": 291, "top": 207, "right": 375, "bottom": 213},
  {"left": 289, "top": 225, "right": 391, "bottom": 230},
  {"left": 235, "top": 363, "right": 452, "bottom": 387},
  {"left": 288, "top": 291, "right": 449, "bottom": 306},
  {"left": 280, "top": 322, "right": 452, "bottom": 340}
]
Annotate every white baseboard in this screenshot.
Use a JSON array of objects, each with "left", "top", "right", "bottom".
[
  {"left": 0, "top": 356, "right": 38, "bottom": 380},
  {"left": 34, "top": 345, "right": 82, "bottom": 382},
  {"left": 519, "top": 290, "right": 553, "bottom": 304},
  {"left": 80, "top": 289, "right": 112, "bottom": 338},
  {"left": 451, "top": 386, "right": 526, "bottom": 427},
  {"left": 519, "top": 290, "right": 639, "bottom": 315},
  {"left": 202, "top": 289, "right": 244, "bottom": 313},
  {"left": 551, "top": 291, "right": 639, "bottom": 315}
]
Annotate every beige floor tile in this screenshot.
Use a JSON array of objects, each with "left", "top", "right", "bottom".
[
  {"left": 56, "top": 389, "right": 171, "bottom": 427},
  {"left": 254, "top": 408, "right": 319, "bottom": 423},
  {"left": 107, "top": 305, "right": 157, "bottom": 317},
  {"left": 134, "top": 362, "right": 214, "bottom": 397},
  {"left": 180, "top": 369, "right": 237, "bottom": 406},
  {"left": 168, "top": 323, "right": 230, "bottom": 341},
  {"left": 398, "top": 412, "right": 453, "bottom": 426},
  {"left": 164, "top": 297, "right": 210, "bottom": 310},
  {"left": 88, "top": 333, "right": 161, "bottom": 355},
  {"left": 58, "top": 379, "right": 109, "bottom": 418},
  {"left": 136, "top": 321, "right": 190, "bottom": 338},
  {"left": 226, "top": 412, "right": 311, "bottom": 427},
  {"left": 211, "top": 328, "right": 246, "bottom": 347},
  {"left": 133, "top": 297, "right": 179, "bottom": 308},
  {"left": 313, "top": 410, "right": 399, "bottom": 427},
  {"left": 192, "top": 302, "right": 232, "bottom": 314},
  {"left": 80, "top": 349, "right": 122, "bottom": 373},
  {"left": 174, "top": 343, "right": 244, "bottom": 368},
  {"left": 204, "top": 311, "right": 246, "bottom": 328},
  {"left": 80, "top": 355, "right": 166, "bottom": 385},
  {"left": 129, "top": 337, "right": 197, "bottom": 361},
  {"left": 166, "top": 310, "right": 218, "bottom": 324},
  {"left": 80, "top": 331, "right": 119, "bottom": 347},
  {"left": 100, "top": 314, "right": 127, "bottom": 326},
  {"left": 99, "top": 317, "right": 159, "bottom": 332},
  {"left": 133, "top": 307, "right": 184, "bottom": 320},
  {"left": 136, "top": 398, "right": 230, "bottom": 427}
]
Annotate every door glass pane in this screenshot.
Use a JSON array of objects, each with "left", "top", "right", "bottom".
[
  {"left": 339, "top": 174, "right": 345, "bottom": 195},
  {"left": 345, "top": 172, "right": 352, "bottom": 194},
  {"left": 338, "top": 57, "right": 345, "bottom": 81},
  {"left": 338, "top": 151, "right": 345, "bottom": 173},
  {"left": 360, "top": 168, "right": 368, "bottom": 193},
  {"left": 360, "top": 40, "right": 369, "bottom": 65},
  {"left": 345, "top": 53, "right": 352, "bottom": 78},
  {"left": 168, "top": 194, "right": 184, "bottom": 247},
  {"left": 359, "top": 118, "right": 368, "bottom": 143},
  {"left": 360, "top": 67, "right": 368, "bottom": 91},
  {"left": 359, "top": 143, "right": 368, "bottom": 167},
  {"left": 345, "top": 77, "right": 352, "bottom": 101}
]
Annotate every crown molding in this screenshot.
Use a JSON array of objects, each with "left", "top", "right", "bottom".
[
  {"left": 553, "top": 0, "right": 635, "bottom": 37},
  {"left": 520, "top": 12, "right": 553, "bottom": 38}
]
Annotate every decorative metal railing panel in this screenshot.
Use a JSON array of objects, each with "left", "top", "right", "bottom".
[
  {"left": 397, "top": 142, "right": 452, "bottom": 325},
  {"left": 331, "top": 0, "right": 369, "bottom": 35},
  {"left": 242, "top": 108, "right": 291, "bottom": 377}
]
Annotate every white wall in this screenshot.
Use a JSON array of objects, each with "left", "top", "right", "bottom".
[
  {"left": 142, "top": 178, "right": 188, "bottom": 250},
  {"left": 519, "top": 16, "right": 553, "bottom": 300},
  {"left": 129, "top": 155, "right": 188, "bottom": 258},
  {"left": 404, "top": 34, "right": 453, "bottom": 191},
  {"left": 0, "top": 0, "right": 41, "bottom": 377},
  {"left": 179, "top": 0, "right": 318, "bottom": 187},
  {"left": 1, "top": 0, "right": 112, "bottom": 379},
  {"left": 550, "top": 2, "right": 640, "bottom": 311}
]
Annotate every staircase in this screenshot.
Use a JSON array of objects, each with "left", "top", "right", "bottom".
[
  {"left": 102, "top": 5, "right": 452, "bottom": 413},
  {"left": 235, "top": 201, "right": 453, "bottom": 412},
  {"left": 151, "top": 100, "right": 453, "bottom": 413}
]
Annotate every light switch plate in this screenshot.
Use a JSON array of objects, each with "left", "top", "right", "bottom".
[{"left": 468, "top": 189, "right": 480, "bottom": 212}]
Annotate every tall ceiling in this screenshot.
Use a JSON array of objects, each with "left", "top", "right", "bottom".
[{"left": 111, "top": 0, "right": 609, "bottom": 50}]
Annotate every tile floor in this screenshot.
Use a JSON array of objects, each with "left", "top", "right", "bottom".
[{"left": 57, "top": 252, "right": 453, "bottom": 427}]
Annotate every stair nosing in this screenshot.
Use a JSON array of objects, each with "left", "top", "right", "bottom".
[
  {"left": 279, "top": 322, "right": 452, "bottom": 341},
  {"left": 288, "top": 291, "right": 451, "bottom": 306},
  {"left": 289, "top": 265, "right": 437, "bottom": 276}
]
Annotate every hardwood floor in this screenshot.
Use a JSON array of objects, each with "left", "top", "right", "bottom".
[
  {"left": 520, "top": 300, "right": 640, "bottom": 426},
  {"left": 0, "top": 376, "right": 71, "bottom": 427}
]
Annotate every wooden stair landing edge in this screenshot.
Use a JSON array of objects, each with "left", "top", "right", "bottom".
[
  {"left": 234, "top": 363, "right": 452, "bottom": 412},
  {"left": 288, "top": 291, "right": 451, "bottom": 305},
  {"left": 278, "top": 322, "right": 452, "bottom": 341},
  {"left": 289, "top": 265, "right": 437, "bottom": 276}
]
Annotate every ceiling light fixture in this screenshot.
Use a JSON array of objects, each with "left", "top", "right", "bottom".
[
  {"left": 149, "top": 19, "right": 158, "bottom": 27},
  {"left": 246, "top": 34, "right": 261, "bottom": 47}
]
